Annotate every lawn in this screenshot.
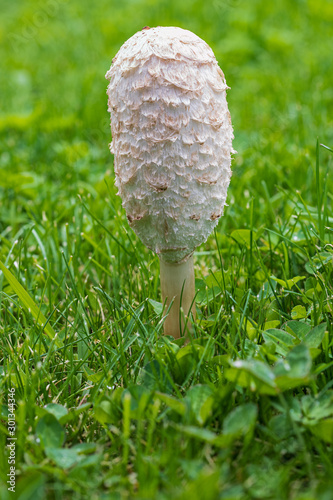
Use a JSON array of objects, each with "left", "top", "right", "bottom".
[{"left": 1, "top": 0, "right": 333, "bottom": 498}]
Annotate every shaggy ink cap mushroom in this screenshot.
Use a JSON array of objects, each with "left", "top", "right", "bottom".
[{"left": 106, "top": 26, "right": 234, "bottom": 338}]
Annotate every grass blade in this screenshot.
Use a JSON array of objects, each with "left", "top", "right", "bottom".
[{"left": 0, "top": 259, "right": 62, "bottom": 347}]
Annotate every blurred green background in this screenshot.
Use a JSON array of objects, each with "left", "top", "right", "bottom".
[{"left": 1, "top": 0, "right": 333, "bottom": 226}]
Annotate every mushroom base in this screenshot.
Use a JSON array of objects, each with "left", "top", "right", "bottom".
[{"left": 159, "top": 255, "right": 196, "bottom": 339}]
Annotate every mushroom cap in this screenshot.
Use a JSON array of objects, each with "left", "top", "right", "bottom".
[{"left": 106, "top": 26, "right": 234, "bottom": 264}]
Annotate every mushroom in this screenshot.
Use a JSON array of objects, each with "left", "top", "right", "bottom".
[{"left": 106, "top": 26, "right": 234, "bottom": 339}]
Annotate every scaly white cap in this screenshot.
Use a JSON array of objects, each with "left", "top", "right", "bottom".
[{"left": 106, "top": 26, "right": 234, "bottom": 263}]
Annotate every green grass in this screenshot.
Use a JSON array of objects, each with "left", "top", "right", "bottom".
[{"left": 1, "top": 0, "right": 333, "bottom": 498}]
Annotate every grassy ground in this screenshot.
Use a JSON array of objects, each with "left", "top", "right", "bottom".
[{"left": 1, "top": 0, "right": 333, "bottom": 498}]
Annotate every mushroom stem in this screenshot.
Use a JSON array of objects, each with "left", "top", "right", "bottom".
[{"left": 159, "top": 255, "right": 196, "bottom": 339}]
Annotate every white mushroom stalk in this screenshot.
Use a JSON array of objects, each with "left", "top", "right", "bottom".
[{"left": 106, "top": 26, "right": 234, "bottom": 339}]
